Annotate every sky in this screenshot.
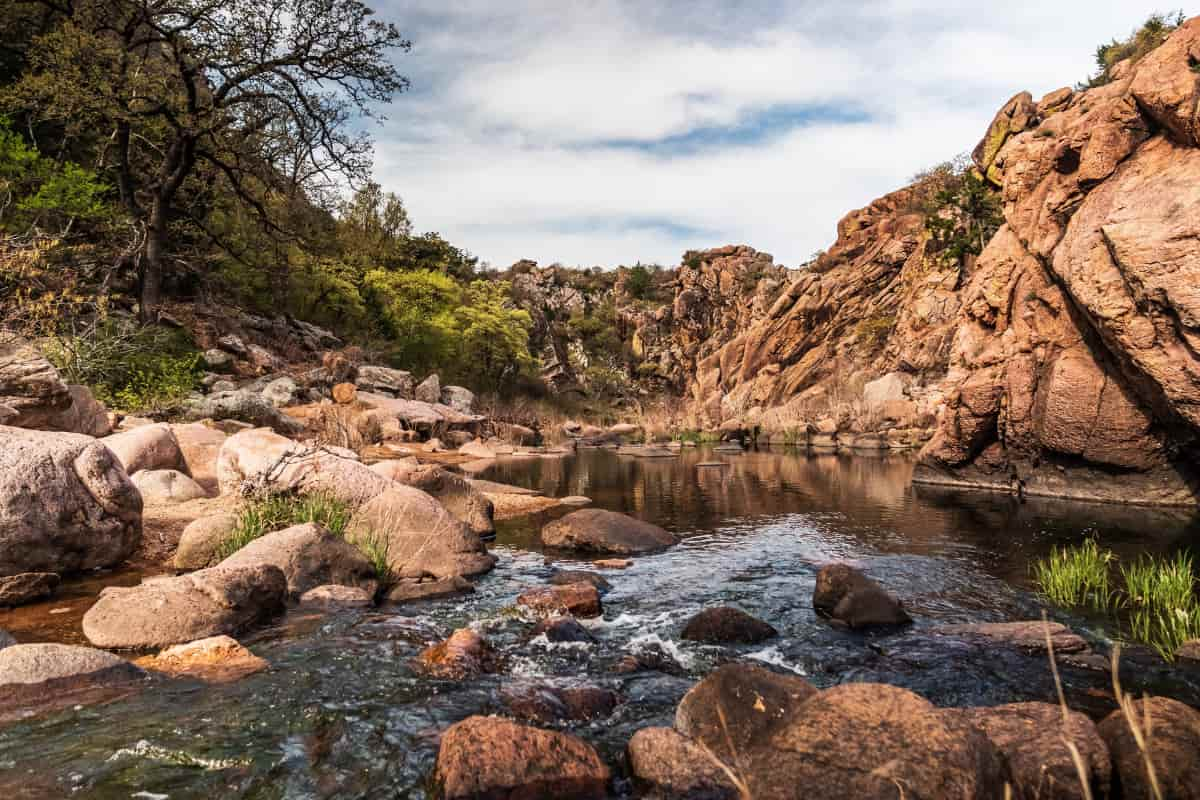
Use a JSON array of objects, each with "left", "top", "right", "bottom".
[{"left": 369, "top": 1, "right": 1176, "bottom": 270}]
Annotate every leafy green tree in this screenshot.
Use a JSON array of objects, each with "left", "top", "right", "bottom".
[
  {"left": 623, "top": 263, "right": 654, "bottom": 300},
  {"left": 362, "top": 268, "right": 459, "bottom": 374},
  {"left": 0, "top": 116, "right": 109, "bottom": 233},
  {"left": 6, "top": 0, "right": 410, "bottom": 320},
  {"left": 453, "top": 280, "right": 533, "bottom": 391},
  {"left": 919, "top": 156, "right": 1004, "bottom": 263}
]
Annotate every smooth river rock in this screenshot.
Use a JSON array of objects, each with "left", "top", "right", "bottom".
[
  {"left": 217, "top": 522, "right": 378, "bottom": 600},
  {"left": 0, "top": 426, "right": 141, "bottom": 576},
  {"left": 1097, "top": 696, "right": 1200, "bottom": 800},
  {"left": 540, "top": 509, "right": 680, "bottom": 555},
  {"left": 627, "top": 727, "right": 740, "bottom": 800},
  {"left": 82, "top": 564, "right": 287, "bottom": 649},
  {"left": 812, "top": 562, "right": 912, "bottom": 628},
  {"left": 681, "top": 606, "right": 777, "bottom": 644}
]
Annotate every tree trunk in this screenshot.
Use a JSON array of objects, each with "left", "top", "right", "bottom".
[{"left": 140, "top": 197, "right": 168, "bottom": 322}]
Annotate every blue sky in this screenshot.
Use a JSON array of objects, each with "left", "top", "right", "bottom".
[{"left": 369, "top": 1, "right": 1177, "bottom": 269}]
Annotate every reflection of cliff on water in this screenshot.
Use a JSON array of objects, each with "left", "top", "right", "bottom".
[{"left": 482, "top": 446, "right": 1200, "bottom": 589}]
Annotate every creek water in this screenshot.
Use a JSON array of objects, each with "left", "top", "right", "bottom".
[{"left": 2, "top": 446, "right": 1200, "bottom": 798}]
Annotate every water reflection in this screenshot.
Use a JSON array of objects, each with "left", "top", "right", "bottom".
[{"left": 482, "top": 446, "right": 1200, "bottom": 590}]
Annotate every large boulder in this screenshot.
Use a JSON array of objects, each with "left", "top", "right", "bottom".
[
  {"left": 434, "top": 716, "right": 611, "bottom": 800},
  {"left": 101, "top": 422, "right": 187, "bottom": 475},
  {"left": 415, "top": 373, "right": 440, "bottom": 404},
  {"left": 53, "top": 385, "right": 112, "bottom": 437},
  {"left": 130, "top": 469, "right": 209, "bottom": 504},
  {"left": 540, "top": 509, "right": 680, "bottom": 555},
  {"left": 82, "top": 564, "right": 287, "bottom": 649},
  {"left": 346, "top": 486, "right": 496, "bottom": 580},
  {"left": 681, "top": 607, "right": 777, "bottom": 644},
  {"left": 183, "top": 389, "right": 304, "bottom": 435},
  {"left": 216, "top": 522, "right": 378, "bottom": 600},
  {"left": 627, "top": 727, "right": 740, "bottom": 800},
  {"left": 944, "top": 702, "right": 1110, "bottom": 800},
  {"left": 261, "top": 376, "right": 301, "bottom": 408},
  {"left": 1097, "top": 696, "right": 1200, "bottom": 800},
  {"left": 736, "top": 683, "right": 1008, "bottom": 800},
  {"left": 355, "top": 365, "right": 414, "bottom": 398},
  {"left": 216, "top": 428, "right": 393, "bottom": 505},
  {"left": 0, "top": 426, "right": 141, "bottom": 576},
  {"left": 170, "top": 423, "right": 227, "bottom": 492},
  {"left": 384, "top": 464, "right": 494, "bottom": 538},
  {"left": 675, "top": 663, "right": 818, "bottom": 767},
  {"left": 812, "top": 563, "right": 912, "bottom": 628},
  {"left": 440, "top": 385, "right": 474, "bottom": 413}
]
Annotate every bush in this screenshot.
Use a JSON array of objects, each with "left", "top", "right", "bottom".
[
  {"left": 855, "top": 315, "right": 895, "bottom": 349},
  {"left": 623, "top": 264, "right": 655, "bottom": 300},
  {"left": 45, "top": 321, "right": 201, "bottom": 414},
  {"left": 1083, "top": 11, "right": 1184, "bottom": 88},
  {"left": 916, "top": 155, "right": 1004, "bottom": 263}
]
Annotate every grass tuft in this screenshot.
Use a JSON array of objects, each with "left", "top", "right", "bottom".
[
  {"left": 215, "top": 491, "right": 353, "bottom": 562},
  {"left": 1032, "top": 538, "right": 1117, "bottom": 610},
  {"left": 1034, "top": 543, "right": 1199, "bottom": 661}
]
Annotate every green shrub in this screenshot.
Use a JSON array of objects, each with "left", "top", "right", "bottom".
[
  {"left": 918, "top": 156, "right": 1004, "bottom": 262},
  {"left": 216, "top": 491, "right": 354, "bottom": 562},
  {"left": 1083, "top": 11, "right": 1184, "bottom": 88},
  {"left": 855, "top": 315, "right": 896, "bottom": 348},
  {"left": 46, "top": 322, "right": 201, "bottom": 414}
]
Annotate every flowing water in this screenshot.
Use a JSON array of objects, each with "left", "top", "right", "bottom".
[{"left": 2, "top": 446, "right": 1200, "bottom": 798}]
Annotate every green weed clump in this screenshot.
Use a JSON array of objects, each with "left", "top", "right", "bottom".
[
  {"left": 216, "top": 491, "right": 353, "bottom": 562},
  {"left": 1033, "top": 541, "right": 1200, "bottom": 661},
  {"left": 1121, "top": 553, "right": 1200, "bottom": 661},
  {"left": 1032, "top": 538, "right": 1117, "bottom": 609}
]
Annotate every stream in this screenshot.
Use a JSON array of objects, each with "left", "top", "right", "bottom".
[{"left": 2, "top": 446, "right": 1199, "bottom": 798}]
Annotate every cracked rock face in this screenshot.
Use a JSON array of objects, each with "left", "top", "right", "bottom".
[{"left": 913, "top": 18, "right": 1200, "bottom": 505}]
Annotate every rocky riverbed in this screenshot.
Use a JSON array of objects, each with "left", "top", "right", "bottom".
[{"left": 3, "top": 434, "right": 1200, "bottom": 798}]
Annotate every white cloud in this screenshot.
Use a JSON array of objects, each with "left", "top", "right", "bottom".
[{"left": 371, "top": 1, "right": 1176, "bottom": 268}]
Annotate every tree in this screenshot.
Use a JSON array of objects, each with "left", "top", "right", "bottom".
[
  {"left": 916, "top": 155, "right": 1004, "bottom": 264},
  {"left": 6, "top": 0, "right": 410, "bottom": 319}
]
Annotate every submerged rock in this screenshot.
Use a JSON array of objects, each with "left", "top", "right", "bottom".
[
  {"left": 627, "top": 727, "right": 740, "bottom": 800},
  {"left": 1098, "top": 696, "right": 1200, "bottom": 800},
  {"left": 0, "top": 572, "right": 60, "bottom": 607},
  {"left": 532, "top": 615, "right": 595, "bottom": 644},
  {"left": 385, "top": 576, "right": 474, "bottom": 604},
  {"left": 548, "top": 569, "right": 612, "bottom": 595},
  {"left": 82, "top": 565, "right": 287, "bottom": 649},
  {"left": 414, "top": 628, "right": 497, "bottom": 680},
  {"left": 501, "top": 683, "right": 620, "bottom": 723},
  {"left": 812, "top": 562, "right": 912, "bottom": 628},
  {"left": 933, "top": 620, "right": 1089, "bottom": 654},
  {"left": 434, "top": 715, "right": 610, "bottom": 800},
  {"left": 135, "top": 635, "right": 269, "bottom": 683},
  {"left": 517, "top": 583, "right": 602, "bottom": 619},
  {"left": 540, "top": 509, "right": 680, "bottom": 554},
  {"left": 0, "top": 427, "right": 141, "bottom": 576},
  {"left": 217, "top": 522, "right": 378, "bottom": 600},
  {"left": 681, "top": 606, "right": 777, "bottom": 644}
]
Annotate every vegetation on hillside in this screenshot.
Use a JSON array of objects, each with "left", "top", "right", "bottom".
[
  {"left": 1083, "top": 10, "right": 1185, "bottom": 87},
  {"left": 912, "top": 155, "right": 1004, "bottom": 264}
]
